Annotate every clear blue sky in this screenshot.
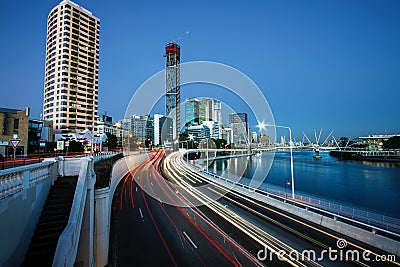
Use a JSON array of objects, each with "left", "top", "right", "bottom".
[{"left": 1, "top": 0, "right": 399, "bottom": 139}]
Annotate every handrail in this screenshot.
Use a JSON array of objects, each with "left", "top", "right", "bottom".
[
  {"left": 52, "top": 158, "right": 92, "bottom": 266},
  {"left": 0, "top": 162, "right": 55, "bottom": 200}
]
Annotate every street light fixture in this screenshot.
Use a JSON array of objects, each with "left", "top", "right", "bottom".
[{"left": 258, "top": 121, "right": 295, "bottom": 200}]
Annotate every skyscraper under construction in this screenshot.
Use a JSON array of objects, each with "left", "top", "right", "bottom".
[{"left": 165, "top": 42, "right": 180, "bottom": 142}]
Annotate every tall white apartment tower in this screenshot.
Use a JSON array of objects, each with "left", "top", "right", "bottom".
[{"left": 43, "top": 0, "right": 100, "bottom": 134}]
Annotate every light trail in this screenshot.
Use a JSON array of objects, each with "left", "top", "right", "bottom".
[
  {"left": 167, "top": 151, "right": 400, "bottom": 267},
  {"left": 164, "top": 152, "right": 318, "bottom": 267}
]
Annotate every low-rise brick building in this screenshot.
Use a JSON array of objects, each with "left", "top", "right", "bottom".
[{"left": 0, "top": 107, "right": 30, "bottom": 159}]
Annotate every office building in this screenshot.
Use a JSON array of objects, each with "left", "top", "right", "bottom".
[
  {"left": 251, "top": 131, "right": 258, "bottom": 143},
  {"left": 146, "top": 117, "right": 154, "bottom": 142},
  {"left": 185, "top": 98, "right": 222, "bottom": 139},
  {"left": 198, "top": 98, "right": 222, "bottom": 123},
  {"left": 280, "top": 136, "right": 286, "bottom": 145},
  {"left": 130, "top": 115, "right": 149, "bottom": 145},
  {"left": 96, "top": 113, "right": 115, "bottom": 136},
  {"left": 259, "top": 135, "right": 270, "bottom": 146},
  {"left": 185, "top": 98, "right": 199, "bottom": 126},
  {"left": 202, "top": 121, "right": 221, "bottom": 140},
  {"left": 28, "top": 119, "right": 54, "bottom": 154},
  {"left": 153, "top": 114, "right": 163, "bottom": 146},
  {"left": 185, "top": 97, "right": 222, "bottom": 125},
  {"left": 229, "top": 113, "right": 248, "bottom": 147},
  {"left": 222, "top": 127, "right": 232, "bottom": 145},
  {"left": 115, "top": 119, "right": 129, "bottom": 147},
  {"left": 186, "top": 125, "right": 210, "bottom": 143},
  {"left": 153, "top": 114, "right": 173, "bottom": 146},
  {"left": 43, "top": 0, "right": 100, "bottom": 134}
]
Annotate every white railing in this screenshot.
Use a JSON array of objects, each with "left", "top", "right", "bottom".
[
  {"left": 0, "top": 162, "right": 57, "bottom": 200},
  {"left": 52, "top": 157, "right": 94, "bottom": 266},
  {"left": 0, "top": 161, "right": 58, "bottom": 267}
]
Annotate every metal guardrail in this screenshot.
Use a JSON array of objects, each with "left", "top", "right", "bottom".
[
  {"left": 251, "top": 185, "right": 400, "bottom": 233},
  {"left": 205, "top": 169, "right": 400, "bottom": 237}
]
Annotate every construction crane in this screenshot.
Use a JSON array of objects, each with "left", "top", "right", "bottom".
[
  {"left": 164, "top": 31, "right": 190, "bottom": 57},
  {"left": 172, "top": 31, "right": 190, "bottom": 43}
]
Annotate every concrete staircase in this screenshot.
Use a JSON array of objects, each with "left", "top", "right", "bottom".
[{"left": 21, "top": 176, "right": 78, "bottom": 266}]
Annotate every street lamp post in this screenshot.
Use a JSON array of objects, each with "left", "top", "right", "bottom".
[
  {"left": 206, "top": 139, "right": 209, "bottom": 168},
  {"left": 261, "top": 123, "right": 295, "bottom": 200},
  {"left": 284, "top": 178, "right": 290, "bottom": 199},
  {"left": 181, "top": 140, "right": 189, "bottom": 150}
]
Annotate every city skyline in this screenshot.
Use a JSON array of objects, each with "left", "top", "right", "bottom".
[{"left": 1, "top": 0, "right": 400, "bottom": 139}]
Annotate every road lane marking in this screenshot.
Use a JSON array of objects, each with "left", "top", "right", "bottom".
[
  {"left": 183, "top": 231, "right": 198, "bottom": 249},
  {"left": 139, "top": 208, "right": 144, "bottom": 220}
]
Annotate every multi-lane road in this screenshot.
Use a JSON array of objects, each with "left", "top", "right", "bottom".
[
  {"left": 110, "top": 150, "right": 399, "bottom": 266},
  {"left": 110, "top": 150, "right": 261, "bottom": 266}
]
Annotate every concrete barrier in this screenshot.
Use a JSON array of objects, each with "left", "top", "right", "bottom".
[{"left": 94, "top": 153, "right": 151, "bottom": 267}]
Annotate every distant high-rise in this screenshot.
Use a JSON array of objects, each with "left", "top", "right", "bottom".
[
  {"left": 153, "top": 114, "right": 173, "bottom": 146},
  {"left": 185, "top": 98, "right": 199, "bottom": 125},
  {"left": 43, "top": 0, "right": 100, "bottom": 134},
  {"left": 165, "top": 42, "right": 180, "bottom": 141},
  {"left": 229, "top": 113, "right": 248, "bottom": 147},
  {"left": 199, "top": 98, "right": 222, "bottom": 123},
  {"left": 130, "top": 115, "right": 149, "bottom": 145},
  {"left": 185, "top": 98, "right": 222, "bottom": 125},
  {"left": 97, "top": 113, "right": 115, "bottom": 136}
]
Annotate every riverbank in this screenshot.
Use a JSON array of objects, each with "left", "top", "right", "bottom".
[{"left": 329, "top": 150, "right": 400, "bottom": 163}]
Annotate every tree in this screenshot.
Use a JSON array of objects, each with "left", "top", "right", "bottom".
[
  {"left": 105, "top": 133, "right": 118, "bottom": 149},
  {"left": 179, "top": 133, "right": 188, "bottom": 141},
  {"left": 212, "top": 138, "right": 228, "bottom": 149},
  {"left": 383, "top": 136, "right": 400, "bottom": 149}
]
